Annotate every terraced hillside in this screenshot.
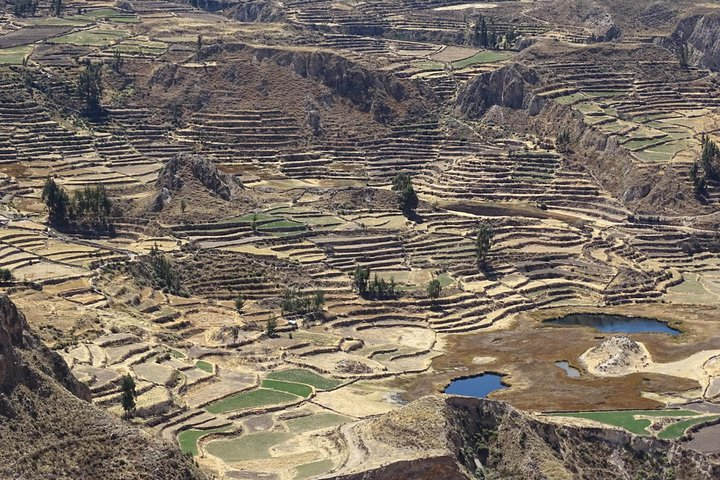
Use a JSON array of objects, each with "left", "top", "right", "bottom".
[{"left": 2, "top": 0, "right": 720, "bottom": 479}]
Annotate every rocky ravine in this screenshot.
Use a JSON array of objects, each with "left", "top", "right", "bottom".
[
  {"left": 0, "top": 294, "right": 207, "bottom": 480},
  {"left": 328, "top": 395, "right": 720, "bottom": 480}
]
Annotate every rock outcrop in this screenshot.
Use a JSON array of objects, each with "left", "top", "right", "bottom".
[
  {"left": 328, "top": 395, "right": 720, "bottom": 480},
  {"left": 667, "top": 14, "right": 720, "bottom": 72},
  {"left": 0, "top": 294, "right": 206, "bottom": 479},
  {"left": 579, "top": 335, "right": 652, "bottom": 376},
  {"left": 153, "top": 153, "right": 242, "bottom": 211},
  {"left": 456, "top": 63, "right": 541, "bottom": 118}
]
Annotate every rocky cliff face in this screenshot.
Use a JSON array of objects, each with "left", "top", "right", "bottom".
[
  {"left": 667, "top": 14, "right": 720, "bottom": 72},
  {"left": 329, "top": 395, "right": 720, "bottom": 480},
  {"left": 251, "top": 46, "right": 426, "bottom": 122},
  {"left": 455, "top": 62, "right": 700, "bottom": 215},
  {"left": 0, "top": 294, "right": 206, "bottom": 479}
]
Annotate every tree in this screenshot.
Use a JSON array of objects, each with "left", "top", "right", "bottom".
[
  {"left": 313, "top": 289, "right": 325, "bottom": 312},
  {"left": 77, "top": 62, "right": 103, "bottom": 115},
  {"left": 353, "top": 265, "right": 370, "bottom": 297},
  {"left": 234, "top": 294, "right": 245, "bottom": 313},
  {"left": 250, "top": 212, "right": 258, "bottom": 232},
  {"left": 475, "top": 223, "right": 494, "bottom": 266},
  {"left": 180, "top": 198, "right": 187, "bottom": 215},
  {"left": 392, "top": 172, "right": 418, "bottom": 219},
  {"left": 474, "top": 16, "right": 488, "bottom": 47},
  {"left": 50, "top": 0, "right": 62, "bottom": 16},
  {"left": 110, "top": 48, "right": 123, "bottom": 73},
  {"left": 556, "top": 130, "right": 571, "bottom": 152},
  {"left": 196, "top": 35, "right": 203, "bottom": 57},
  {"left": 0, "top": 268, "right": 13, "bottom": 282},
  {"left": 42, "top": 177, "right": 71, "bottom": 226},
  {"left": 700, "top": 136, "right": 720, "bottom": 181},
  {"left": 427, "top": 278, "right": 442, "bottom": 299},
  {"left": 120, "top": 374, "right": 136, "bottom": 418},
  {"left": 14, "top": 0, "right": 37, "bottom": 16},
  {"left": 266, "top": 315, "right": 277, "bottom": 337},
  {"left": 149, "top": 244, "right": 182, "bottom": 294}
]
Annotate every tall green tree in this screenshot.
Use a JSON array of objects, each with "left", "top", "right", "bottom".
[
  {"left": 50, "top": 0, "right": 62, "bottom": 16},
  {"left": 42, "top": 177, "right": 70, "bottom": 226},
  {"left": 77, "top": 62, "right": 103, "bottom": 115},
  {"left": 392, "top": 172, "right": 418, "bottom": 219},
  {"left": 353, "top": 265, "right": 370, "bottom": 297},
  {"left": 427, "top": 278, "right": 442, "bottom": 300},
  {"left": 120, "top": 374, "right": 136, "bottom": 418},
  {"left": 475, "top": 223, "right": 494, "bottom": 266}
]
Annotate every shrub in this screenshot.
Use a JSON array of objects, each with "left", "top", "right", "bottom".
[
  {"left": 234, "top": 294, "right": 245, "bottom": 313},
  {"left": 148, "top": 245, "right": 182, "bottom": 294},
  {"left": 0, "top": 268, "right": 13, "bottom": 282},
  {"left": 392, "top": 173, "right": 418, "bottom": 219},
  {"left": 427, "top": 278, "right": 441, "bottom": 299},
  {"left": 266, "top": 315, "right": 277, "bottom": 337},
  {"left": 77, "top": 62, "right": 103, "bottom": 116},
  {"left": 120, "top": 374, "right": 136, "bottom": 418}
]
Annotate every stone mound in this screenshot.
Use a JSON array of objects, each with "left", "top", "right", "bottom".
[
  {"left": 153, "top": 153, "right": 243, "bottom": 211},
  {"left": 579, "top": 335, "right": 652, "bottom": 376}
]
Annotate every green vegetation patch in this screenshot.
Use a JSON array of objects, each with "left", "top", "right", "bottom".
[
  {"left": 411, "top": 60, "right": 444, "bottom": 71},
  {"left": 205, "top": 431, "right": 292, "bottom": 462},
  {"left": 178, "top": 425, "right": 230, "bottom": 456},
  {"left": 195, "top": 360, "right": 214, "bottom": 373},
  {"left": 0, "top": 45, "right": 33, "bottom": 65},
  {"left": 206, "top": 388, "right": 299, "bottom": 414},
  {"left": 551, "top": 410, "right": 698, "bottom": 435},
  {"left": 261, "top": 379, "right": 313, "bottom": 398},
  {"left": 285, "top": 413, "right": 351, "bottom": 433},
  {"left": 436, "top": 273, "right": 454, "bottom": 288},
  {"left": 452, "top": 50, "right": 511, "bottom": 69},
  {"left": 658, "top": 415, "right": 720, "bottom": 439},
  {"left": 294, "top": 459, "right": 335, "bottom": 480},
  {"left": 51, "top": 29, "right": 126, "bottom": 47},
  {"left": 554, "top": 92, "right": 588, "bottom": 105},
  {"left": 267, "top": 368, "right": 342, "bottom": 390}
]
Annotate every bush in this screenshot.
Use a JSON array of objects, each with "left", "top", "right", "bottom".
[
  {"left": 427, "top": 278, "right": 441, "bottom": 299},
  {"left": 0, "top": 268, "right": 13, "bottom": 282},
  {"left": 234, "top": 294, "right": 245, "bottom": 313},
  {"left": 77, "top": 62, "right": 103, "bottom": 116}
]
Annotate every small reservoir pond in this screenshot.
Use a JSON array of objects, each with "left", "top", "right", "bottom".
[
  {"left": 444, "top": 373, "right": 506, "bottom": 398},
  {"left": 555, "top": 361, "right": 581, "bottom": 378},
  {"left": 545, "top": 313, "right": 679, "bottom": 335}
]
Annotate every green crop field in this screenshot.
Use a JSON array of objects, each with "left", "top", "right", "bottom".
[
  {"left": 195, "top": 360, "right": 214, "bottom": 373},
  {"left": 51, "top": 29, "right": 126, "bottom": 47},
  {"left": 266, "top": 368, "right": 342, "bottom": 390},
  {"left": 0, "top": 46, "right": 33, "bottom": 65},
  {"left": 285, "top": 413, "right": 350, "bottom": 433},
  {"left": 658, "top": 415, "right": 720, "bottom": 439},
  {"left": 551, "top": 410, "right": 699, "bottom": 435},
  {"left": 452, "top": 50, "right": 511, "bottom": 69},
  {"left": 206, "top": 388, "right": 300, "bottom": 414},
  {"left": 205, "top": 431, "right": 292, "bottom": 462},
  {"left": 294, "top": 459, "right": 335, "bottom": 480},
  {"left": 261, "top": 379, "right": 313, "bottom": 398},
  {"left": 178, "top": 426, "right": 230, "bottom": 456}
]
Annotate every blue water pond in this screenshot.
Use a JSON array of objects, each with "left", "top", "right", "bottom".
[
  {"left": 444, "top": 373, "right": 506, "bottom": 398},
  {"left": 545, "top": 313, "right": 679, "bottom": 335}
]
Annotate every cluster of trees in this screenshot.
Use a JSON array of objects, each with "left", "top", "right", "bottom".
[
  {"left": 392, "top": 172, "right": 418, "bottom": 219},
  {"left": 353, "top": 266, "right": 400, "bottom": 300},
  {"left": 13, "top": 0, "right": 38, "bottom": 16},
  {"left": 280, "top": 288, "right": 325, "bottom": 316},
  {"left": 470, "top": 15, "right": 518, "bottom": 50},
  {"left": 77, "top": 62, "right": 103, "bottom": 116},
  {"left": 148, "top": 244, "right": 183, "bottom": 295},
  {"left": 690, "top": 136, "right": 720, "bottom": 198},
  {"left": 42, "top": 178, "right": 113, "bottom": 230}
]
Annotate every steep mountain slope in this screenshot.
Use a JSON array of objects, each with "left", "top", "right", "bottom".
[
  {"left": 330, "top": 395, "right": 720, "bottom": 480},
  {"left": 0, "top": 295, "right": 207, "bottom": 480}
]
